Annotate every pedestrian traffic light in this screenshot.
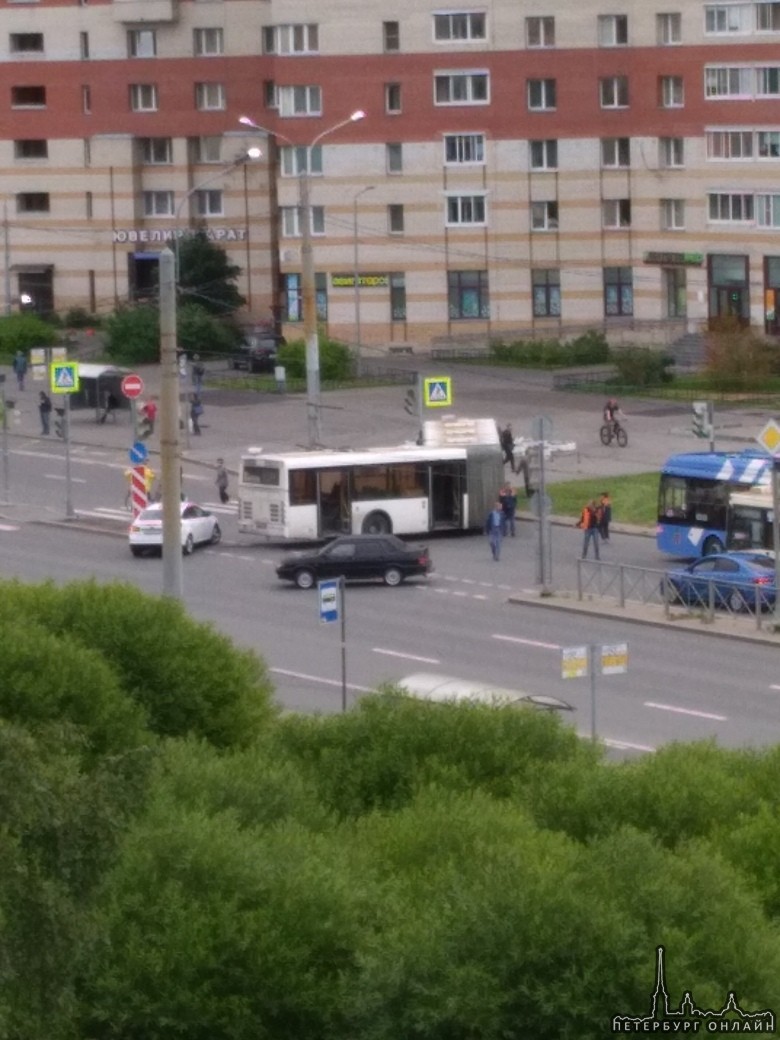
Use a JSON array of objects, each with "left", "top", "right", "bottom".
[
  {"left": 137, "top": 415, "right": 153, "bottom": 440},
  {"left": 692, "top": 400, "right": 712, "bottom": 439},
  {"left": 54, "top": 407, "right": 65, "bottom": 439},
  {"left": 404, "top": 387, "right": 417, "bottom": 415}
]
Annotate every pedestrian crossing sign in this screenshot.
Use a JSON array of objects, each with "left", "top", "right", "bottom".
[
  {"left": 423, "top": 376, "right": 452, "bottom": 408},
  {"left": 50, "top": 362, "right": 80, "bottom": 394}
]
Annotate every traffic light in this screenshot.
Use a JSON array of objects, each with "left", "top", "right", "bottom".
[
  {"left": 54, "top": 407, "right": 65, "bottom": 439},
  {"left": 692, "top": 400, "right": 712, "bottom": 439},
  {"left": 137, "top": 415, "right": 153, "bottom": 440},
  {"left": 404, "top": 387, "right": 417, "bottom": 415}
]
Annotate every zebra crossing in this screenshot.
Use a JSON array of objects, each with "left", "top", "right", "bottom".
[{"left": 77, "top": 500, "right": 238, "bottom": 523}]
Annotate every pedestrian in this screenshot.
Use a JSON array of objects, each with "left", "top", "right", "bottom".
[
  {"left": 485, "top": 499, "right": 504, "bottom": 561},
  {"left": 190, "top": 392, "right": 203, "bottom": 435},
  {"left": 140, "top": 397, "right": 157, "bottom": 435},
  {"left": 499, "top": 482, "right": 518, "bottom": 537},
  {"left": 38, "top": 390, "right": 52, "bottom": 435},
  {"left": 99, "top": 390, "right": 119, "bottom": 424},
  {"left": 515, "top": 447, "right": 531, "bottom": 496},
  {"left": 577, "top": 499, "right": 601, "bottom": 560},
  {"left": 215, "top": 458, "right": 229, "bottom": 503},
  {"left": 599, "top": 490, "right": 612, "bottom": 541},
  {"left": 192, "top": 355, "right": 205, "bottom": 394},
  {"left": 500, "top": 423, "right": 516, "bottom": 472},
  {"left": 12, "top": 350, "right": 28, "bottom": 391}
]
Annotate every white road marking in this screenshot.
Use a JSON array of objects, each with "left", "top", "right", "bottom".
[
  {"left": 372, "top": 648, "right": 441, "bottom": 664},
  {"left": 644, "top": 701, "right": 726, "bottom": 722},
  {"left": 603, "top": 738, "right": 656, "bottom": 752},
  {"left": 493, "top": 633, "right": 560, "bottom": 650},
  {"left": 270, "top": 667, "right": 373, "bottom": 693},
  {"left": 45, "top": 473, "right": 87, "bottom": 483},
  {"left": 0, "top": 523, "right": 20, "bottom": 531},
  {"left": 770, "top": 684, "right": 780, "bottom": 691}
]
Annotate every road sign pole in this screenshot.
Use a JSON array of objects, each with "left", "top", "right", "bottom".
[
  {"left": 0, "top": 375, "right": 9, "bottom": 504},
  {"left": 708, "top": 401, "right": 715, "bottom": 453},
  {"left": 589, "top": 643, "right": 597, "bottom": 743},
  {"left": 64, "top": 393, "right": 75, "bottom": 519},
  {"left": 772, "top": 460, "right": 780, "bottom": 631},
  {"left": 339, "top": 575, "right": 348, "bottom": 713}
]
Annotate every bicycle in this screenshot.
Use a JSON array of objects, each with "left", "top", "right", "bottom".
[{"left": 599, "top": 420, "right": 628, "bottom": 447}]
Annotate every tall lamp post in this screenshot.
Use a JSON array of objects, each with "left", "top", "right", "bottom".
[
  {"left": 239, "top": 110, "right": 366, "bottom": 447},
  {"left": 352, "top": 186, "right": 375, "bottom": 361}
]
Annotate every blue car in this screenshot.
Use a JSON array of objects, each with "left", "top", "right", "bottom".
[{"left": 661, "top": 552, "right": 776, "bottom": 612}]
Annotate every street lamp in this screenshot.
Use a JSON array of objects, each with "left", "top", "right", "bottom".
[
  {"left": 352, "top": 186, "right": 375, "bottom": 360},
  {"left": 239, "top": 109, "right": 366, "bottom": 446}
]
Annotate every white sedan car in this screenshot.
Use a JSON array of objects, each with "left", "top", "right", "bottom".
[{"left": 129, "top": 501, "right": 222, "bottom": 557}]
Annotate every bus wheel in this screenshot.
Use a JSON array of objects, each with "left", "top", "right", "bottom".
[
  {"left": 294, "top": 568, "right": 315, "bottom": 589},
  {"left": 702, "top": 536, "right": 724, "bottom": 556},
  {"left": 362, "top": 511, "right": 392, "bottom": 535}
]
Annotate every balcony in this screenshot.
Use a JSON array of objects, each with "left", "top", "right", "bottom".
[{"left": 112, "top": 0, "right": 178, "bottom": 23}]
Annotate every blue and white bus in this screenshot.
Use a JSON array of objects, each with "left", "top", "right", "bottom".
[{"left": 657, "top": 451, "right": 770, "bottom": 557}]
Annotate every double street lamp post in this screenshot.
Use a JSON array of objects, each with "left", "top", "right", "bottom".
[{"left": 239, "top": 110, "right": 366, "bottom": 447}]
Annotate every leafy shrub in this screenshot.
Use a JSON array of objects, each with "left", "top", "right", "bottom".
[
  {"left": 64, "top": 307, "right": 101, "bottom": 329},
  {"left": 705, "top": 318, "right": 775, "bottom": 391},
  {"left": 177, "top": 303, "right": 241, "bottom": 358},
  {"left": 104, "top": 305, "right": 160, "bottom": 365},
  {"left": 0, "top": 314, "right": 59, "bottom": 360},
  {"left": 489, "top": 330, "right": 609, "bottom": 367},
  {"left": 611, "top": 347, "right": 675, "bottom": 386},
  {"left": 278, "top": 334, "right": 354, "bottom": 381}
]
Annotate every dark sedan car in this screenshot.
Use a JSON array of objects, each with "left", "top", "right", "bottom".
[
  {"left": 661, "top": 551, "right": 776, "bottom": 612},
  {"left": 276, "top": 534, "right": 433, "bottom": 588},
  {"left": 231, "top": 331, "right": 285, "bottom": 373}
]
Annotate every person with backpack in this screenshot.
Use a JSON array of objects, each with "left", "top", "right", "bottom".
[{"left": 577, "top": 499, "right": 601, "bottom": 560}]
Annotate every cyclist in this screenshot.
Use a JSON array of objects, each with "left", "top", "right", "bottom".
[{"left": 602, "top": 397, "right": 625, "bottom": 437}]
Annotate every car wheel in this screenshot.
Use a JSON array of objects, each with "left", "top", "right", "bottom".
[
  {"left": 210, "top": 523, "right": 222, "bottom": 545},
  {"left": 130, "top": 546, "right": 143, "bottom": 557},
  {"left": 183, "top": 533, "right": 194, "bottom": 555},
  {"left": 294, "top": 568, "right": 315, "bottom": 589},
  {"left": 703, "top": 536, "right": 724, "bottom": 556},
  {"left": 362, "top": 511, "right": 391, "bottom": 535},
  {"left": 383, "top": 566, "right": 404, "bottom": 587},
  {"left": 599, "top": 425, "right": 612, "bottom": 446},
  {"left": 728, "top": 589, "right": 746, "bottom": 613}
]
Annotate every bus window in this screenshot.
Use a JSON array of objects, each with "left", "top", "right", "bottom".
[
  {"left": 658, "top": 475, "right": 687, "bottom": 520},
  {"left": 289, "top": 468, "right": 317, "bottom": 506},
  {"left": 728, "top": 505, "right": 773, "bottom": 550},
  {"left": 243, "top": 461, "right": 280, "bottom": 486}
]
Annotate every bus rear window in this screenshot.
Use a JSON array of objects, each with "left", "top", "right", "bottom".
[{"left": 243, "top": 463, "right": 280, "bottom": 486}]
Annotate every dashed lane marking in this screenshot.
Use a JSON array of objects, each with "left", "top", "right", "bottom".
[
  {"left": 372, "top": 648, "right": 441, "bottom": 664},
  {"left": 270, "top": 667, "right": 373, "bottom": 693},
  {"left": 0, "top": 523, "right": 20, "bottom": 531},
  {"left": 644, "top": 701, "right": 727, "bottom": 722},
  {"left": 492, "top": 633, "right": 561, "bottom": 651}
]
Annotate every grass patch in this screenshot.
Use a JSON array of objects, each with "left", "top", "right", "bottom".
[{"left": 522, "top": 472, "right": 659, "bottom": 526}]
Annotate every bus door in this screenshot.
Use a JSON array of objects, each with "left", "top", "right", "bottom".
[
  {"left": 318, "top": 468, "right": 351, "bottom": 537},
  {"left": 430, "top": 461, "right": 465, "bottom": 529}
]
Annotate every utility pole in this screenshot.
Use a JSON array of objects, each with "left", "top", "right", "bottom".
[{"left": 159, "top": 247, "right": 183, "bottom": 600}]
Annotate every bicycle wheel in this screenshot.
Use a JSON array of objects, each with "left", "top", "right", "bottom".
[
  {"left": 616, "top": 426, "right": 628, "bottom": 448},
  {"left": 599, "top": 424, "right": 612, "bottom": 446}
]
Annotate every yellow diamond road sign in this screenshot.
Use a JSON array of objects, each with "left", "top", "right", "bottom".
[{"left": 757, "top": 419, "right": 780, "bottom": 457}]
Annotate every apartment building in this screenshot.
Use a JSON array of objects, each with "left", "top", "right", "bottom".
[{"left": 3, "top": 0, "right": 780, "bottom": 348}]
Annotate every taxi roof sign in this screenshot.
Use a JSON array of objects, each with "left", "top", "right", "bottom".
[{"left": 50, "top": 361, "right": 80, "bottom": 394}]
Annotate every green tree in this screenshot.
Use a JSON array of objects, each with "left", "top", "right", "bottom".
[
  {"left": 277, "top": 335, "right": 354, "bottom": 381},
  {"left": 104, "top": 305, "right": 160, "bottom": 365},
  {"left": 177, "top": 301, "right": 240, "bottom": 358},
  {"left": 177, "top": 230, "right": 246, "bottom": 316},
  {"left": 0, "top": 314, "right": 59, "bottom": 361}
]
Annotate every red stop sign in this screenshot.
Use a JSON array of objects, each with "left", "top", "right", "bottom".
[{"left": 121, "top": 374, "right": 145, "bottom": 399}]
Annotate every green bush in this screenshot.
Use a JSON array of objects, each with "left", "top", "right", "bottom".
[
  {"left": 104, "top": 305, "right": 160, "bottom": 365},
  {"left": 611, "top": 346, "right": 675, "bottom": 386},
  {"left": 0, "top": 314, "right": 59, "bottom": 361},
  {"left": 705, "top": 319, "right": 775, "bottom": 391},
  {"left": 277, "top": 334, "right": 354, "bottom": 381},
  {"left": 489, "top": 330, "right": 609, "bottom": 368},
  {"left": 176, "top": 303, "right": 241, "bottom": 358},
  {"left": 64, "top": 307, "right": 101, "bottom": 329}
]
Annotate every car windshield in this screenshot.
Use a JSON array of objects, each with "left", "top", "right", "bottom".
[
  {"left": 749, "top": 556, "right": 775, "bottom": 570},
  {"left": 138, "top": 507, "right": 162, "bottom": 521}
]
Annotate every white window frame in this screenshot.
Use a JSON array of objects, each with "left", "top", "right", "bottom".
[
  {"left": 661, "top": 198, "right": 686, "bottom": 230},
  {"left": 525, "top": 16, "right": 555, "bottom": 47},
  {"left": 194, "top": 28, "right": 223, "bottom": 56},
  {"left": 278, "top": 84, "right": 322, "bottom": 117},
  {"left": 656, "top": 12, "right": 682, "bottom": 44},
  {"left": 705, "top": 66, "right": 752, "bottom": 98},
  {"left": 388, "top": 204, "right": 405, "bottom": 234},
  {"left": 600, "top": 76, "right": 629, "bottom": 109},
  {"left": 706, "top": 129, "right": 753, "bottom": 159},
  {"left": 195, "top": 82, "right": 225, "bottom": 111},
  {"left": 530, "top": 200, "right": 559, "bottom": 231},
  {"left": 280, "top": 205, "right": 325, "bottom": 236},
  {"left": 659, "top": 136, "right": 685, "bottom": 167},
  {"left": 433, "top": 11, "right": 487, "bottom": 42},
  {"left": 128, "top": 29, "right": 156, "bottom": 58},
  {"left": 660, "top": 75, "right": 685, "bottom": 107},
  {"left": 130, "top": 84, "right": 158, "bottom": 112},
  {"left": 704, "top": 3, "right": 752, "bottom": 34},
  {"left": 140, "top": 137, "right": 172, "bottom": 164},
  {"left": 386, "top": 142, "right": 403, "bottom": 174},
  {"left": 262, "top": 24, "right": 319, "bottom": 55},
  {"left": 602, "top": 199, "right": 632, "bottom": 229},
  {"left": 529, "top": 139, "right": 558, "bottom": 170},
  {"left": 195, "top": 189, "right": 223, "bottom": 217},
  {"left": 756, "top": 2, "right": 780, "bottom": 31},
  {"left": 756, "top": 66, "right": 780, "bottom": 96},
  {"left": 707, "top": 192, "right": 754, "bottom": 222},
  {"left": 385, "top": 82, "right": 402, "bottom": 114},
  {"left": 434, "top": 70, "right": 489, "bottom": 105},
  {"left": 756, "top": 193, "right": 780, "bottom": 226},
  {"left": 758, "top": 130, "right": 780, "bottom": 157},
  {"left": 445, "top": 193, "right": 487, "bottom": 226},
  {"left": 443, "top": 132, "right": 485, "bottom": 164},
  {"left": 601, "top": 137, "right": 631, "bottom": 168},
  {"left": 194, "top": 136, "right": 222, "bottom": 163},
  {"left": 597, "top": 14, "right": 628, "bottom": 46},
  {"left": 527, "top": 78, "right": 556, "bottom": 111},
  {"left": 143, "top": 190, "right": 173, "bottom": 217},
  {"left": 280, "top": 145, "right": 323, "bottom": 177}
]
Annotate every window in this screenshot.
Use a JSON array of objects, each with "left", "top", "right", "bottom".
[
  {"left": 532, "top": 269, "right": 561, "bottom": 317},
  {"left": 602, "top": 199, "right": 631, "bottom": 228},
  {"left": 192, "top": 136, "right": 222, "bottom": 163},
  {"left": 383, "top": 21, "right": 400, "bottom": 51},
  {"left": 448, "top": 270, "right": 489, "bottom": 319},
  {"left": 280, "top": 205, "right": 325, "bottom": 236},
  {"left": 446, "top": 194, "right": 487, "bottom": 226},
  {"left": 756, "top": 66, "right": 780, "bottom": 95},
  {"left": 388, "top": 204, "right": 405, "bottom": 233},
  {"left": 661, "top": 198, "right": 686, "bottom": 230},
  {"left": 705, "top": 66, "right": 751, "bottom": 98},
  {"left": 434, "top": 71, "right": 489, "bottom": 105},
  {"left": 10, "top": 32, "right": 44, "bottom": 52},
  {"left": 530, "top": 139, "right": 558, "bottom": 170},
  {"left": 128, "top": 29, "right": 156, "bottom": 58},
  {"left": 443, "top": 132, "right": 485, "bottom": 164},
  {"left": 390, "top": 272, "right": 406, "bottom": 321},
  {"left": 531, "top": 200, "right": 559, "bottom": 230},
  {"left": 140, "top": 137, "right": 172, "bottom": 164},
  {"left": 527, "top": 78, "right": 556, "bottom": 111},
  {"left": 706, "top": 130, "right": 753, "bottom": 159},
  {"left": 195, "top": 83, "right": 225, "bottom": 111},
  {"left": 86, "top": 191, "right": 93, "bottom": 219},
  {"left": 386, "top": 142, "right": 403, "bottom": 173},
  {"left": 600, "top": 76, "right": 628, "bottom": 108},
  {"left": 433, "top": 12, "right": 486, "bottom": 41},
  {"left": 194, "top": 28, "right": 223, "bottom": 55},
  {"left": 129, "top": 84, "right": 157, "bottom": 112},
  {"left": 660, "top": 75, "right": 684, "bottom": 107},
  {"left": 14, "top": 139, "right": 47, "bottom": 159},
  {"left": 264, "top": 80, "right": 278, "bottom": 109},
  {"left": 708, "top": 192, "right": 754, "bottom": 221},
  {"left": 143, "top": 191, "right": 173, "bottom": 216},
  {"left": 385, "top": 82, "right": 402, "bottom": 113},
  {"left": 278, "top": 85, "right": 321, "bottom": 117},
  {"left": 16, "top": 192, "right": 49, "bottom": 213},
  {"left": 604, "top": 266, "right": 633, "bottom": 316},
  {"left": 80, "top": 31, "right": 89, "bottom": 59},
  {"left": 196, "top": 189, "right": 223, "bottom": 216},
  {"left": 11, "top": 86, "right": 46, "bottom": 108},
  {"left": 756, "top": 194, "right": 780, "bottom": 226},
  {"left": 758, "top": 130, "right": 780, "bottom": 157},
  {"left": 602, "top": 137, "right": 630, "bottom": 168},
  {"left": 280, "top": 145, "right": 323, "bottom": 176},
  {"left": 262, "top": 24, "right": 319, "bottom": 54},
  {"left": 756, "top": 2, "right": 780, "bottom": 30},
  {"left": 704, "top": 3, "right": 751, "bottom": 33},
  {"left": 598, "top": 14, "right": 628, "bottom": 45},
  {"left": 660, "top": 136, "right": 684, "bottom": 167},
  {"left": 83, "top": 85, "right": 91, "bottom": 115},
  {"left": 525, "top": 16, "right": 555, "bottom": 47},
  {"left": 657, "top": 12, "right": 682, "bottom": 44}
]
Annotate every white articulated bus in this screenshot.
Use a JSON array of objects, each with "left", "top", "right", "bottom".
[
  {"left": 237, "top": 418, "right": 504, "bottom": 542},
  {"left": 727, "top": 486, "right": 774, "bottom": 551}
]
